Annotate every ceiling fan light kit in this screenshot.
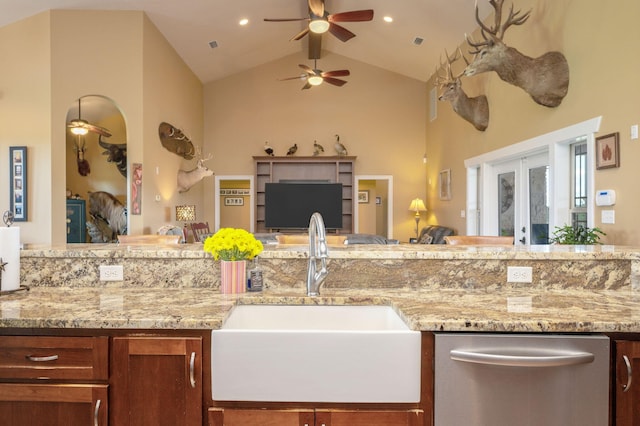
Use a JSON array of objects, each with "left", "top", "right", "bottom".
[
  {"left": 70, "top": 121, "right": 89, "bottom": 135},
  {"left": 309, "top": 19, "right": 330, "bottom": 34},
  {"left": 307, "top": 75, "right": 324, "bottom": 86}
]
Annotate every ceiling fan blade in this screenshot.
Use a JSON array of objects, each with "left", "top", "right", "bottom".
[
  {"left": 323, "top": 77, "right": 348, "bottom": 87},
  {"left": 322, "top": 69, "right": 350, "bottom": 78},
  {"left": 301, "top": 82, "right": 312, "bottom": 90},
  {"left": 328, "top": 9, "right": 374, "bottom": 23},
  {"left": 291, "top": 27, "right": 310, "bottom": 41},
  {"left": 308, "top": 31, "right": 322, "bottom": 59},
  {"left": 264, "top": 18, "right": 307, "bottom": 22},
  {"left": 308, "top": 0, "right": 324, "bottom": 17},
  {"left": 86, "top": 123, "right": 112, "bottom": 137},
  {"left": 279, "top": 75, "right": 306, "bottom": 81},
  {"left": 298, "top": 64, "right": 315, "bottom": 74},
  {"left": 328, "top": 23, "right": 356, "bottom": 42}
]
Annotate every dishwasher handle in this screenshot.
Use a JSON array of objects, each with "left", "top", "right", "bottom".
[{"left": 450, "top": 348, "right": 595, "bottom": 367}]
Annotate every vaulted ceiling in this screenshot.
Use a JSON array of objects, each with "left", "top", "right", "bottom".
[{"left": 0, "top": 0, "right": 491, "bottom": 84}]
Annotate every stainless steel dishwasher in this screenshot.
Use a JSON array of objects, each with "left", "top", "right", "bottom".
[{"left": 434, "top": 333, "right": 610, "bottom": 426}]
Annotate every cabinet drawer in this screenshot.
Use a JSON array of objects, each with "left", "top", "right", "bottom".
[{"left": 0, "top": 336, "right": 108, "bottom": 380}]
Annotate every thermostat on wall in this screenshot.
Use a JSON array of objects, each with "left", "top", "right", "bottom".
[{"left": 595, "top": 189, "right": 616, "bottom": 206}]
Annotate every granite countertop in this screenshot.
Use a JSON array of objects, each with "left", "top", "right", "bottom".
[
  {"left": 2, "top": 284, "right": 640, "bottom": 333},
  {"left": 5, "top": 243, "right": 640, "bottom": 333}
]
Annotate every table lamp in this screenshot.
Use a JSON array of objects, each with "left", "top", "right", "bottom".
[{"left": 408, "top": 198, "right": 427, "bottom": 240}]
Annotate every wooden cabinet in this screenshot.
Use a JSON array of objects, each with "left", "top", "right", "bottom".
[
  {"left": 615, "top": 340, "right": 640, "bottom": 425},
  {"left": 111, "top": 336, "right": 203, "bottom": 426},
  {"left": 208, "top": 408, "right": 423, "bottom": 426},
  {"left": 0, "top": 336, "right": 108, "bottom": 426},
  {"left": 254, "top": 156, "right": 355, "bottom": 233}
]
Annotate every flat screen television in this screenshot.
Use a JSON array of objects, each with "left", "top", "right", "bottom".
[{"left": 265, "top": 182, "right": 343, "bottom": 229}]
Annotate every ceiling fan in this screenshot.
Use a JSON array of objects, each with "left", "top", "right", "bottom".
[
  {"left": 67, "top": 98, "right": 112, "bottom": 137},
  {"left": 279, "top": 60, "right": 350, "bottom": 90},
  {"left": 264, "top": 0, "right": 374, "bottom": 46}
]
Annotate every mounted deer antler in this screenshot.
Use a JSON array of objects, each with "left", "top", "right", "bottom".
[
  {"left": 464, "top": 0, "right": 569, "bottom": 108},
  {"left": 74, "top": 138, "right": 90, "bottom": 176},
  {"left": 436, "top": 48, "right": 489, "bottom": 131}
]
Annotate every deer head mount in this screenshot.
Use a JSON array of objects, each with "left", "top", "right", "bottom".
[
  {"left": 436, "top": 48, "right": 489, "bottom": 131},
  {"left": 177, "top": 151, "right": 214, "bottom": 193},
  {"left": 74, "top": 138, "right": 90, "bottom": 176},
  {"left": 464, "top": 0, "right": 569, "bottom": 108}
]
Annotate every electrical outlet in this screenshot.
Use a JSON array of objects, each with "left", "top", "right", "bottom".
[
  {"left": 99, "top": 265, "right": 124, "bottom": 281},
  {"left": 507, "top": 266, "right": 532, "bottom": 283}
]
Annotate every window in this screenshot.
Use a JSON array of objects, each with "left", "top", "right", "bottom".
[{"left": 571, "top": 139, "right": 587, "bottom": 229}]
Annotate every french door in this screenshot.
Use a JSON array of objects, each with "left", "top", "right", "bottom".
[{"left": 490, "top": 152, "right": 549, "bottom": 245}]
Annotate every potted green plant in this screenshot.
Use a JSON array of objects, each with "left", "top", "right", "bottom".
[{"left": 549, "top": 224, "right": 606, "bottom": 245}]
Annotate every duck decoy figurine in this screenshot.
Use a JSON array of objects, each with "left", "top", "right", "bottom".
[
  {"left": 286, "top": 143, "right": 298, "bottom": 156},
  {"left": 264, "top": 141, "right": 274, "bottom": 156},
  {"left": 313, "top": 140, "right": 324, "bottom": 156},
  {"left": 334, "top": 134, "right": 348, "bottom": 156}
]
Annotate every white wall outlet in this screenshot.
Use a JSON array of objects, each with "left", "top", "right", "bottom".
[
  {"left": 507, "top": 266, "right": 533, "bottom": 283},
  {"left": 631, "top": 124, "right": 638, "bottom": 140},
  {"left": 99, "top": 265, "right": 124, "bottom": 281}
]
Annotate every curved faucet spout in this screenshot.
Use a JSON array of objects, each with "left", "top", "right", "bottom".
[{"left": 307, "top": 212, "right": 329, "bottom": 296}]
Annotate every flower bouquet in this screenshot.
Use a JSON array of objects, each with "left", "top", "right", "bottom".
[{"left": 203, "top": 228, "right": 263, "bottom": 294}]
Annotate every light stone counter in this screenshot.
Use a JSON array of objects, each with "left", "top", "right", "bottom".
[{"left": 3, "top": 243, "right": 640, "bottom": 332}]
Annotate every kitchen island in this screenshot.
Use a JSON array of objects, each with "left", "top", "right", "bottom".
[{"left": 2, "top": 243, "right": 639, "bottom": 425}]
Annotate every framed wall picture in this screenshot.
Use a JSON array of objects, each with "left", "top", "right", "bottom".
[
  {"left": 595, "top": 132, "right": 620, "bottom": 170},
  {"left": 9, "top": 146, "right": 27, "bottom": 221},
  {"left": 358, "top": 190, "right": 369, "bottom": 204},
  {"left": 439, "top": 169, "right": 451, "bottom": 200},
  {"left": 224, "top": 197, "right": 244, "bottom": 206}
]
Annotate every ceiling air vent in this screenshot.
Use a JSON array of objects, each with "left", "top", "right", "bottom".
[
  {"left": 413, "top": 37, "right": 424, "bottom": 46},
  {"left": 208, "top": 40, "right": 219, "bottom": 49}
]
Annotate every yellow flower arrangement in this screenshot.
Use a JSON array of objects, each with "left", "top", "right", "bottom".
[{"left": 203, "top": 228, "right": 263, "bottom": 261}]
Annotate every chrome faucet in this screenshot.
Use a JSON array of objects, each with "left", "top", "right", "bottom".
[{"left": 307, "top": 212, "right": 329, "bottom": 296}]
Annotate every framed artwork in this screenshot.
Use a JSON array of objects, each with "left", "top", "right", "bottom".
[
  {"left": 439, "top": 169, "right": 451, "bottom": 200},
  {"left": 224, "top": 197, "right": 244, "bottom": 206},
  {"left": 9, "top": 146, "right": 27, "bottom": 221},
  {"left": 358, "top": 190, "right": 369, "bottom": 204},
  {"left": 131, "top": 163, "right": 142, "bottom": 215},
  {"left": 595, "top": 132, "right": 620, "bottom": 170}
]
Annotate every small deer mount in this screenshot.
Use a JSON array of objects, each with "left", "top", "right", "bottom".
[
  {"left": 73, "top": 138, "right": 90, "bottom": 176},
  {"left": 464, "top": 0, "right": 569, "bottom": 108},
  {"left": 177, "top": 151, "right": 214, "bottom": 193},
  {"left": 436, "top": 48, "right": 489, "bottom": 131}
]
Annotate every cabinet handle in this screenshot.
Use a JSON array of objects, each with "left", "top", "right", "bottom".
[
  {"left": 189, "top": 351, "right": 196, "bottom": 388},
  {"left": 94, "top": 399, "right": 101, "bottom": 426},
  {"left": 25, "top": 354, "right": 59, "bottom": 362},
  {"left": 623, "top": 355, "right": 633, "bottom": 392}
]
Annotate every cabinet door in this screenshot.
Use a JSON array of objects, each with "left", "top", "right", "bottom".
[
  {"left": 315, "top": 409, "right": 424, "bottom": 426},
  {"left": 0, "top": 383, "right": 107, "bottom": 426},
  {"left": 616, "top": 340, "right": 640, "bottom": 425},
  {"left": 111, "top": 336, "right": 202, "bottom": 426},
  {"left": 208, "top": 408, "right": 314, "bottom": 426}
]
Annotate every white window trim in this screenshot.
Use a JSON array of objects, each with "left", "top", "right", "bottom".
[{"left": 464, "top": 116, "right": 602, "bottom": 235}]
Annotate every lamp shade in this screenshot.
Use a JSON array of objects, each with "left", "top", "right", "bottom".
[
  {"left": 176, "top": 205, "right": 196, "bottom": 221},
  {"left": 309, "top": 19, "right": 330, "bottom": 34},
  {"left": 408, "top": 198, "right": 427, "bottom": 213}
]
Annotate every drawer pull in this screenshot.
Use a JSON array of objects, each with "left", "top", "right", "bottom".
[
  {"left": 26, "top": 354, "right": 59, "bottom": 362},
  {"left": 94, "top": 399, "right": 101, "bottom": 426},
  {"left": 189, "top": 351, "right": 196, "bottom": 388}
]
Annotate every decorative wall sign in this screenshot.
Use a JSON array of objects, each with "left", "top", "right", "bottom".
[
  {"left": 358, "top": 190, "right": 369, "bottom": 204},
  {"left": 595, "top": 132, "right": 620, "bottom": 170},
  {"left": 439, "top": 169, "right": 451, "bottom": 201},
  {"left": 224, "top": 197, "right": 244, "bottom": 206},
  {"left": 220, "top": 189, "right": 250, "bottom": 195},
  {"left": 9, "top": 146, "right": 27, "bottom": 221},
  {"left": 131, "top": 163, "right": 142, "bottom": 215}
]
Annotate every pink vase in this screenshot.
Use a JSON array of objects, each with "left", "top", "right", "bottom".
[{"left": 220, "top": 260, "right": 246, "bottom": 294}]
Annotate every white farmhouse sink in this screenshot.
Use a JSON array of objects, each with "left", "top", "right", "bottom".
[{"left": 211, "top": 304, "right": 421, "bottom": 403}]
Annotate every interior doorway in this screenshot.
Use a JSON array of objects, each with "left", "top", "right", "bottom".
[
  {"left": 355, "top": 175, "right": 394, "bottom": 238},
  {"left": 214, "top": 175, "right": 254, "bottom": 232}
]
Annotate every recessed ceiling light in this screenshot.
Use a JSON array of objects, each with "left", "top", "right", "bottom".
[
  {"left": 383, "top": 16, "right": 393, "bottom": 23},
  {"left": 239, "top": 18, "right": 249, "bottom": 26}
]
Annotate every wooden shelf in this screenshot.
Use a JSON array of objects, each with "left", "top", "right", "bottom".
[{"left": 254, "top": 156, "right": 356, "bottom": 233}]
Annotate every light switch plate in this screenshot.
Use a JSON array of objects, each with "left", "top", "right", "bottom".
[{"left": 601, "top": 210, "right": 615, "bottom": 224}]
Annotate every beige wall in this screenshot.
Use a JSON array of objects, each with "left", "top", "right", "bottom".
[
  {"left": 426, "top": 0, "right": 640, "bottom": 245},
  {"left": 203, "top": 51, "right": 427, "bottom": 241}
]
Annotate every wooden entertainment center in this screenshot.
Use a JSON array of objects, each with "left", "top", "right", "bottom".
[{"left": 253, "top": 156, "right": 356, "bottom": 233}]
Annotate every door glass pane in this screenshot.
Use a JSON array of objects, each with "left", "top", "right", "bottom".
[
  {"left": 498, "top": 172, "right": 515, "bottom": 237},
  {"left": 529, "top": 165, "right": 549, "bottom": 244}
]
